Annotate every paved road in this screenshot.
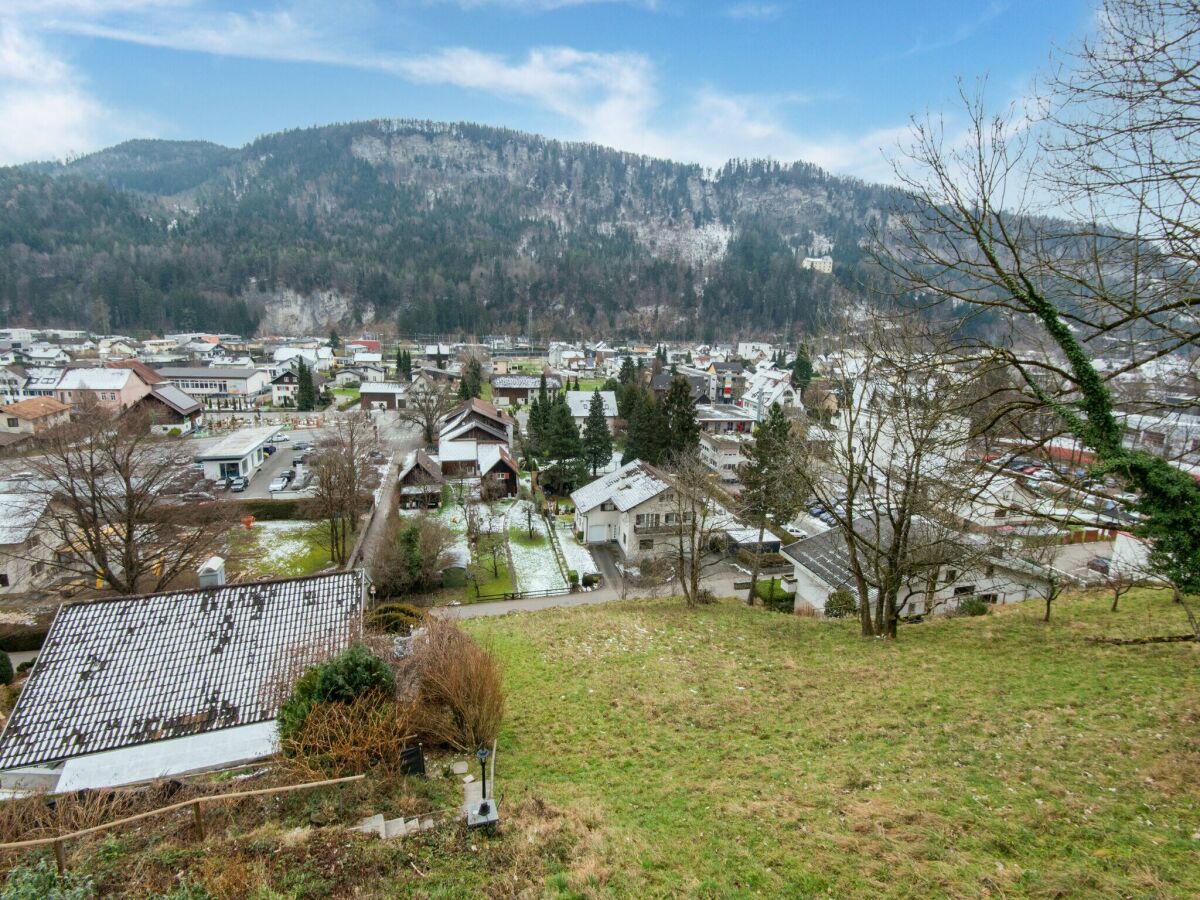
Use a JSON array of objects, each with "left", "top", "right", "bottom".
[{"left": 437, "top": 572, "right": 746, "bottom": 619}]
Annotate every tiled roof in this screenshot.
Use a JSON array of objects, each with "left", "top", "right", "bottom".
[
  {"left": 0, "top": 396, "right": 70, "bottom": 419},
  {"left": 0, "top": 571, "right": 366, "bottom": 770},
  {"left": 781, "top": 518, "right": 896, "bottom": 591},
  {"left": 570, "top": 459, "right": 670, "bottom": 513},
  {"left": 398, "top": 449, "right": 443, "bottom": 485}
]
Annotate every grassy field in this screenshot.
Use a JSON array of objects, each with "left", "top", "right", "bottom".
[
  {"left": 460, "top": 589, "right": 1200, "bottom": 897},
  {"left": 3, "top": 590, "right": 1197, "bottom": 898},
  {"left": 226, "top": 521, "right": 338, "bottom": 579}
]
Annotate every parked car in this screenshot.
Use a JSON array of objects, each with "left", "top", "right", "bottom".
[
  {"left": 263, "top": 444, "right": 276, "bottom": 456},
  {"left": 281, "top": 468, "right": 295, "bottom": 483},
  {"left": 269, "top": 434, "right": 290, "bottom": 443},
  {"left": 180, "top": 490, "right": 216, "bottom": 502},
  {"left": 268, "top": 476, "right": 290, "bottom": 492},
  {"left": 292, "top": 441, "right": 312, "bottom": 451},
  {"left": 230, "top": 476, "right": 250, "bottom": 492},
  {"left": 292, "top": 454, "right": 308, "bottom": 467}
]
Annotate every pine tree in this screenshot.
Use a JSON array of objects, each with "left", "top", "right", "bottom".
[
  {"left": 538, "top": 372, "right": 549, "bottom": 406},
  {"left": 791, "top": 345, "right": 814, "bottom": 392},
  {"left": 622, "top": 390, "right": 664, "bottom": 465},
  {"left": 329, "top": 329, "right": 340, "bottom": 350},
  {"left": 459, "top": 356, "right": 482, "bottom": 400},
  {"left": 296, "top": 360, "right": 315, "bottom": 411},
  {"left": 543, "top": 396, "right": 587, "bottom": 493},
  {"left": 740, "top": 403, "right": 804, "bottom": 605},
  {"left": 618, "top": 356, "right": 635, "bottom": 385},
  {"left": 528, "top": 396, "right": 546, "bottom": 457},
  {"left": 582, "top": 389, "right": 613, "bottom": 476},
  {"left": 662, "top": 376, "right": 699, "bottom": 460}
]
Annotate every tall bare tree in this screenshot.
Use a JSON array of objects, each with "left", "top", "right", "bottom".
[
  {"left": 665, "top": 449, "right": 728, "bottom": 608},
  {"left": 11, "top": 401, "right": 232, "bottom": 594},
  {"left": 396, "top": 378, "right": 456, "bottom": 446},
  {"left": 308, "top": 412, "right": 379, "bottom": 566}
]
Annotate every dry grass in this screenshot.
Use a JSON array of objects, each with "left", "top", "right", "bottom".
[
  {"left": 278, "top": 694, "right": 416, "bottom": 779},
  {"left": 402, "top": 617, "right": 506, "bottom": 753}
]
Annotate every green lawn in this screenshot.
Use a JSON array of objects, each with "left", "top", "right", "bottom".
[
  {"left": 456, "top": 589, "right": 1200, "bottom": 897},
  {"left": 226, "top": 521, "right": 338, "bottom": 579},
  {"left": 508, "top": 525, "right": 546, "bottom": 548},
  {"left": 467, "top": 533, "right": 513, "bottom": 599}
]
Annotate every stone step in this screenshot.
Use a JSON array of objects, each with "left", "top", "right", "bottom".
[
  {"left": 350, "top": 814, "right": 385, "bottom": 838},
  {"left": 463, "top": 779, "right": 483, "bottom": 812},
  {"left": 383, "top": 817, "right": 407, "bottom": 839}
]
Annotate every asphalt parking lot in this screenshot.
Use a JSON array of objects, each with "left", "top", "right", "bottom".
[{"left": 206, "top": 429, "right": 320, "bottom": 500}]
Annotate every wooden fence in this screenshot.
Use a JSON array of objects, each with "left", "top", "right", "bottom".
[{"left": 0, "top": 774, "right": 365, "bottom": 875}]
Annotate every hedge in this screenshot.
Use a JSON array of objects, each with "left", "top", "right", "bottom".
[{"left": 234, "top": 498, "right": 319, "bottom": 521}]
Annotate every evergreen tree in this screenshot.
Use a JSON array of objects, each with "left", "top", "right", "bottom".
[
  {"left": 542, "top": 396, "right": 587, "bottom": 493},
  {"left": 791, "top": 345, "right": 814, "bottom": 392},
  {"left": 528, "top": 395, "right": 546, "bottom": 457},
  {"left": 538, "top": 371, "right": 549, "bottom": 405},
  {"left": 329, "top": 329, "right": 340, "bottom": 350},
  {"left": 622, "top": 390, "right": 664, "bottom": 466},
  {"left": 459, "top": 356, "right": 483, "bottom": 400},
  {"left": 582, "top": 389, "right": 613, "bottom": 476},
  {"left": 618, "top": 356, "right": 636, "bottom": 385},
  {"left": 662, "top": 376, "right": 699, "bottom": 460},
  {"left": 296, "top": 360, "right": 315, "bottom": 411},
  {"left": 740, "top": 403, "right": 805, "bottom": 605}
]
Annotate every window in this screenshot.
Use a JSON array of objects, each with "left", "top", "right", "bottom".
[
  {"left": 981, "top": 593, "right": 999, "bottom": 604},
  {"left": 944, "top": 569, "right": 957, "bottom": 583},
  {"left": 30, "top": 562, "right": 42, "bottom": 576},
  {"left": 601, "top": 501, "right": 615, "bottom": 511},
  {"left": 639, "top": 539, "right": 654, "bottom": 550},
  {"left": 5, "top": 418, "right": 16, "bottom": 428},
  {"left": 985, "top": 564, "right": 995, "bottom": 578},
  {"left": 954, "top": 585, "right": 976, "bottom": 596},
  {"left": 0, "top": 574, "right": 9, "bottom": 587}
]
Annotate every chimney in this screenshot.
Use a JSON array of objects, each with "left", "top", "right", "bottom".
[{"left": 198, "top": 556, "right": 226, "bottom": 589}]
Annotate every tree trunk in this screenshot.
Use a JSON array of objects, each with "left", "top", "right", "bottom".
[
  {"left": 745, "top": 524, "right": 766, "bottom": 607},
  {"left": 1111, "top": 593, "right": 1119, "bottom": 613},
  {"left": 1043, "top": 595, "right": 1052, "bottom": 623}
]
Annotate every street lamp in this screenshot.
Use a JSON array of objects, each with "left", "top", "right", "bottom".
[{"left": 476, "top": 746, "right": 491, "bottom": 801}]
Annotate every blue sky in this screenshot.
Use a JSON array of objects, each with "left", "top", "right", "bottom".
[{"left": 0, "top": 1, "right": 1096, "bottom": 181}]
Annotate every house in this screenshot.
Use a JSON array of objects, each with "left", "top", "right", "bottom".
[
  {"left": 273, "top": 346, "right": 335, "bottom": 373},
  {"left": 490, "top": 374, "right": 561, "bottom": 406},
  {"left": 738, "top": 368, "right": 802, "bottom": 420},
  {"left": 0, "top": 397, "right": 71, "bottom": 436},
  {"left": 0, "top": 366, "right": 27, "bottom": 404},
  {"left": 780, "top": 520, "right": 1053, "bottom": 617},
  {"left": 439, "top": 398, "right": 514, "bottom": 446},
  {"left": 436, "top": 441, "right": 520, "bottom": 495},
  {"left": 22, "top": 367, "right": 64, "bottom": 398},
  {"left": 398, "top": 449, "right": 445, "bottom": 509},
  {"left": 138, "top": 385, "right": 204, "bottom": 435},
  {"left": 570, "top": 460, "right": 677, "bottom": 559},
  {"left": 270, "top": 361, "right": 326, "bottom": 407},
  {"left": 422, "top": 344, "right": 453, "bottom": 366},
  {"left": 193, "top": 426, "right": 281, "bottom": 483},
  {"left": 55, "top": 368, "right": 152, "bottom": 411},
  {"left": 334, "top": 364, "right": 385, "bottom": 385},
  {"left": 564, "top": 390, "right": 618, "bottom": 429},
  {"left": 345, "top": 339, "right": 381, "bottom": 354},
  {"left": 801, "top": 256, "right": 834, "bottom": 273},
  {"left": 0, "top": 569, "right": 368, "bottom": 793},
  {"left": 0, "top": 490, "right": 55, "bottom": 595},
  {"left": 736, "top": 342, "right": 773, "bottom": 361},
  {"left": 706, "top": 360, "right": 745, "bottom": 404},
  {"left": 21, "top": 345, "right": 71, "bottom": 367},
  {"left": 156, "top": 367, "right": 269, "bottom": 405},
  {"left": 651, "top": 371, "right": 708, "bottom": 403},
  {"left": 360, "top": 382, "right": 410, "bottom": 410},
  {"left": 700, "top": 431, "right": 753, "bottom": 484}
]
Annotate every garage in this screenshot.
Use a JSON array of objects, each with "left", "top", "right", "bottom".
[{"left": 588, "top": 524, "right": 609, "bottom": 543}]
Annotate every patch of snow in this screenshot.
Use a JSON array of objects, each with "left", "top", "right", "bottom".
[
  {"left": 556, "top": 520, "right": 600, "bottom": 577},
  {"left": 504, "top": 500, "right": 568, "bottom": 593}
]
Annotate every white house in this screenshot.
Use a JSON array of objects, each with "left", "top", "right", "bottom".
[
  {"left": 700, "top": 431, "right": 753, "bottom": 484},
  {"left": 564, "top": 390, "right": 617, "bottom": 429},
  {"left": 738, "top": 368, "right": 802, "bottom": 420},
  {"left": 273, "top": 346, "right": 334, "bottom": 373},
  {"left": 0, "top": 490, "right": 55, "bottom": 595},
  {"left": 21, "top": 367, "right": 64, "bottom": 398},
  {"left": 0, "top": 569, "right": 368, "bottom": 793},
  {"left": 570, "top": 460, "right": 678, "bottom": 559},
  {"left": 801, "top": 256, "right": 834, "bottom": 273}
]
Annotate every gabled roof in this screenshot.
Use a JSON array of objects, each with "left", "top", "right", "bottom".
[
  {"left": 107, "top": 359, "right": 164, "bottom": 385},
  {"left": 398, "top": 449, "right": 443, "bottom": 485},
  {"left": 570, "top": 459, "right": 670, "bottom": 513},
  {"left": 491, "top": 374, "right": 561, "bottom": 390},
  {"left": 440, "top": 418, "right": 509, "bottom": 444},
  {"left": 0, "top": 571, "right": 366, "bottom": 770},
  {"left": 564, "top": 390, "right": 617, "bottom": 418},
  {"left": 651, "top": 372, "right": 707, "bottom": 401},
  {"left": 148, "top": 384, "right": 202, "bottom": 416},
  {"left": 56, "top": 368, "right": 133, "bottom": 392},
  {"left": 0, "top": 396, "right": 70, "bottom": 419},
  {"left": 479, "top": 443, "right": 519, "bottom": 477},
  {"left": 443, "top": 397, "right": 512, "bottom": 428}
]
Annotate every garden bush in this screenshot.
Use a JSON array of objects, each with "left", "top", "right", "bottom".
[
  {"left": 234, "top": 498, "right": 313, "bottom": 521},
  {"left": 824, "top": 589, "right": 857, "bottom": 619},
  {"left": 367, "top": 603, "right": 424, "bottom": 635},
  {"left": 567, "top": 569, "right": 579, "bottom": 585},
  {"left": 754, "top": 578, "right": 792, "bottom": 610},
  {"left": 736, "top": 549, "right": 787, "bottom": 569},
  {"left": 278, "top": 644, "right": 394, "bottom": 744},
  {"left": 955, "top": 596, "right": 990, "bottom": 617},
  {"left": 0, "top": 652, "right": 11, "bottom": 686},
  {"left": 581, "top": 573, "right": 599, "bottom": 588}
]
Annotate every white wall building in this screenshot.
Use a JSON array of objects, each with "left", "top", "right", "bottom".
[{"left": 571, "top": 460, "right": 680, "bottom": 559}]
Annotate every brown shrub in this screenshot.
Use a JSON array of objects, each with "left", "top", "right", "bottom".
[
  {"left": 278, "top": 694, "right": 415, "bottom": 778},
  {"left": 402, "top": 617, "right": 505, "bottom": 752}
]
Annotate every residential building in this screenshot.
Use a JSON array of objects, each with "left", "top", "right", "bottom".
[
  {"left": 570, "top": 460, "right": 678, "bottom": 559},
  {"left": 360, "top": 382, "right": 411, "bottom": 410},
  {"left": 273, "top": 346, "right": 335, "bottom": 373},
  {"left": 0, "top": 569, "right": 368, "bottom": 792},
  {"left": 0, "top": 490, "right": 55, "bottom": 595},
  {"left": 490, "top": 374, "right": 561, "bottom": 406},
  {"left": 706, "top": 360, "right": 745, "bottom": 404},
  {"left": 21, "top": 367, "right": 64, "bottom": 398},
  {"left": 694, "top": 404, "right": 756, "bottom": 435},
  {"left": 738, "top": 368, "right": 802, "bottom": 420},
  {"left": 650, "top": 371, "right": 708, "bottom": 403},
  {"left": 270, "top": 361, "right": 326, "bottom": 407},
  {"left": 398, "top": 449, "right": 445, "bottom": 509},
  {"left": 55, "top": 368, "right": 152, "bottom": 411},
  {"left": 0, "top": 397, "right": 71, "bottom": 436},
  {"left": 156, "top": 367, "right": 268, "bottom": 405},
  {"left": 0, "top": 366, "right": 27, "bottom": 404},
  {"left": 801, "top": 255, "right": 834, "bottom": 273},
  {"left": 333, "top": 364, "right": 386, "bottom": 385},
  {"left": 700, "top": 431, "right": 753, "bottom": 484},
  {"left": 736, "top": 342, "right": 773, "bottom": 361},
  {"left": 564, "top": 390, "right": 618, "bottom": 429},
  {"left": 439, "top": 398, "right": 514, "bottom": 446},
  {"left": 138, "top": 385, "right": 204, "bottom": 435}
]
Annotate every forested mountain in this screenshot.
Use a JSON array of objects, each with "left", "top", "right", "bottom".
[{"left": 0, "top": 120, "right": 901, "bottom": 339}]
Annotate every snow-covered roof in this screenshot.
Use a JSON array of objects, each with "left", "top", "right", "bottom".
[
  {"left": 570, "top": 459, "right": 670, "bottom": 514},
  {"left": 0, "top": 490, "right": 49, "bottom": 546},
  {"left": 565, "top": 390, "right": 617, "bottom": 418},
  {"left": 491, "top": 374, "right": 559, "bottom": 390},
  {"left": 361, "top": 382, "right": 409, "bottom": 395},
  {"left": 437, "top": 440, "right": 479, "bottom": 462},
  {"left": 0, "top": 570, "right": 367, "bottom": 770},
  {"left": 478, "top": 443, "right": 518, "bottom": 476},
  {"left": 56, "top": 368, "right": 132, "bottom": 392},
  {"left": 194, "top": 426, "right": 280, "bottom": 460}
]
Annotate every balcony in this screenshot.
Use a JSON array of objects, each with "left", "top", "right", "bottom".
[{"left": 633, "top": 523, "right": 677, "bottom": 535}]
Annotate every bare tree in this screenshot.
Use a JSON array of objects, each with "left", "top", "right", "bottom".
[
  {"left": 794, "top": 321, "right": 1008, "bottom": 637},
  {"left": 396, "top": 378, "right": 456, "bottom": 446},
  {"left": 665, "top": 449, "right": 727, "bottom": 608},
  {"left": 11, "top": 401, "right": 232, "bottom": 594},
  {"left": 308, "top": 412, "right": 378, "bottom": 566}
]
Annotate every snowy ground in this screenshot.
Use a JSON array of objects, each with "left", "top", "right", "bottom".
[
  {"left": 556, "top": 519, "right": 600, "bottom": 577},
  {"left": 504, "top": 500, "right": 568, "bottom": 593},
  {"left": 232, "top": 520, "right": 331, "bottom": 578}
]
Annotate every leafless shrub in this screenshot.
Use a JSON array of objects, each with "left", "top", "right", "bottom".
[
  {"left": 277, "top": 694, "right": 416, "bottom": 779},
  {"left": 400, "top": 617, "right": 505, "bottom": 752}
]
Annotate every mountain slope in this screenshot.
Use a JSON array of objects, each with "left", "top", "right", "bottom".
[{"left": 1, "top": 120, "right": 897, "bottom": 338}]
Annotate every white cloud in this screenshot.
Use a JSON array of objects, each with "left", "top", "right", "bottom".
[
  {"left": 893, "top": 2, "right": 1007, "bottom": 59},
  {"left": 723, "top": 3, "right": 785, "bottom": 22}
]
